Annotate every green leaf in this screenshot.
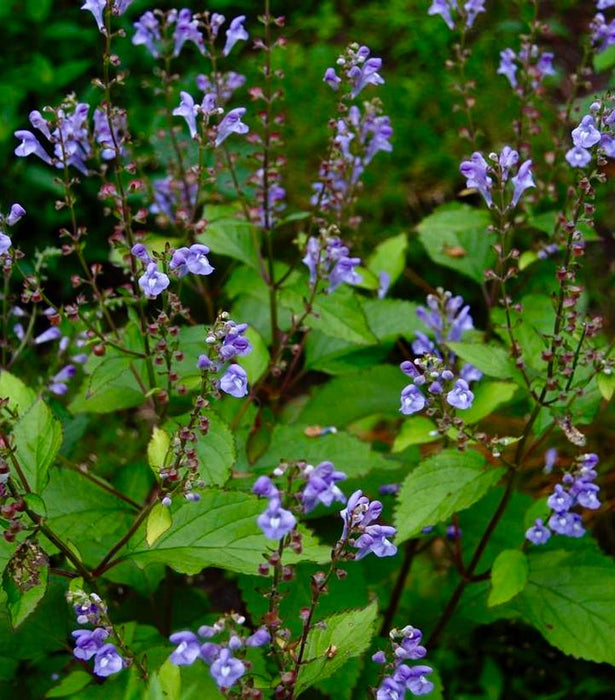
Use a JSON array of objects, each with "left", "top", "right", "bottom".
[
  {"left": 2, "top": 540, "right": 48, "bottom": 628},
  {"left": 392, "top": 416, "right": 440, "bottom": 451},
  {"left": 252, "top": 424, "right": 394, "bottom": 480},
  {"left": 199, "top": 213, "right": 260, "bottom": 270},
  {"left": 363, "top": 298, "right": 423, "bottom": 342},
  {"left": 394, "top": 449, "right": 504, "bottom": 543},
  {"left": 488, "top": 550, "right": 529, "bottom": 607},
  {"left": 295, "top": 602, "right": 378, "bottom": 694},
  {"left": 13, "top": 398, "right": 62, "bottom": 492},
  {"left": 164, "top": 412, "right": 235, "bottom": 487},
  {"left": 147, "top": 427, "right": 171, "bottom": 471},
  {"left": 597, "top": 372, "right": 615, "bottom": 402},
  {"left": 0, "top": 370, "right": 36, "bottom": 413},
  {"left": 146, "top": 658, "right": 181, "bottom": 700},
  {"left": 516, "top": 547, "right": 615, "bottom": 665},
  {"left": 447, "top": 342, "right": 517, "bottom": 380},
  {"left": 146, "top": 504, "right": 173, "bottom": 547},
  {"left": 461, "top": 382, "right": 518, "bottom": 424},
  {"left": 281, "top": 285, "right": 377, "bottom": 345},
  {"left": 124, "top": 489, "right": 329, "bottom": 575},
  {"left": 45, "top": 671, "right": 92, "bottom": 697},
  {"left": 416, "top": 203, "right": 494, "bottom": 283},
  {"left": 367, "top": 232, "right": 408, "bottom": 285},
  {"left": 298, "top": 365, "right": 406, "bottom": 427}
]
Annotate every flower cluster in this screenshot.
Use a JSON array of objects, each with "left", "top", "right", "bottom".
[
  {"left": 526, "top": 453, "right": 602, "bottom": 544},
  {"left": 0, "top": 203, "right": 26, "bottom": 259},
  {"left": 81, "top": 0, "right": 134, "bottom": 33},
  {"left": 173, "top": 89, "right": 249, "bottom": 147},
  {"left": 373, "top": 625, "right": 434, "bottom": 698},
  {"left": 323, "top": 44, "right": 384, "bottom": 99},
  {"left": 565, "top": 101, "right": 615, "bottom": 168},
  {"left": 399, "top": 291, "right": 481, "bottom": 415},
  {"left": 427, "top": 0, "right": 486, "bottom": 31},
  {"left": 168, "top": 614, "right": 269, "bottom": 691},
  {"left": 591, "top": 2, "right": 615, "bottom": 53},
  {"left": 196, "top": 71, "right": 246, "bottom": 105},
  {"left": 68, "top": 592, "right": 124, "bottom": 678},
  {"left": 196, "top": 314, "right": 253, "bottom": 398},
  {"left": 497, "top": 43, "right": 555, "bottom": 92},
  {"left": 302, "top": 230, "right": 362, "bottom": 293},
  {"left": 340, "top": 490, "right": 397, "bottom": 559},
  {"left": 150, "top": 176, "right": 198, "bottom": 222},
  {"left": 312, "top": 101, "right": 393, "bottom": 216},
  {"left": 460, "top": 146, "right": 535, "bottom": 209},
  {"left": 132, "top": 9, "right": 247, "bottom": 59}
]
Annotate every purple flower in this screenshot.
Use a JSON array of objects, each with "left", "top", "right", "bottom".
[
  {"left": 572, "top": 115, "right": 602, "bottom": 149},
  {"left": 210, "top": 648, "right": 245, "bottom": 689},
  {"left": 548, "top": 511, "right": 584, "bottom": 537},
  {"left": 324, "top": 67, "right": 341, "bottom": 90},
  {"left": 257, "top": 497, "right": 297, "bottom": 540},
  {"left": 592, "top": 13, "right": 615, "bottom": 53},
  {"left": 219, "top": 323, "right": 251, "bottom": 360},
  {"left": 49, "top": 365, "right": 77, "bottom": 396},
  {"left": 81, "top": 0, "right": 106, "bottom": 32},
  {"left": 14, "top": 130, "right": 53, "bottom": 165},
  {"left": 400, "top": 385, "right": 426, "bottom": 415},
  {"left": 138, "top": 262, "right": 170, "bottom": 298},
  {"left": 547, "top": 484, "right": 573, "bottom": 513},
  {"left": 446, "top": 379, "right": 474, "bottom": 410},
  {"left": 510, "top": 159, "right": 535, "bottom": 207},
  {"left": 252, "top": 475, "right": 279, "bottom": 498},
  {"left": 93, "top": 643, "right": 124, "bottom": 677},
  {"left": 574, "top": 482, "right": 601, "bottom": 510},
  {"left": 395, "top": 629, "right": 427, "bottom": 661},
  {"left": 302, "top": 237, "right": 321, "bottom": 284},
  {"left": 396, "top": 664, "right": 435, "bottom": 695},
  {"left": 34, "top": 327, "right": 62, "bottom": 345},
  {"left": 6, "top": 204, "right": 26, "bottom": 227},
  {"left": 223, "top": 15, "right": 249, "bottom": 57},
  {"left": 219, "top": 364, "right": 248, "bottom": 398},
  {"left": 460, "top": 363, "right": 482, "bottom": 383},
  {"left": 464, "top": 0, "right": 485, "bottom": 27},
  {"left": 565, "top": 146, "right": 592, "bottom": 168},
  {"left": 245, "top": 628, "right": 271, "bottom": 647},
  {"left": 173, "top": 92, "right": 198, "bottom": 139},
  {"left": 173, "top": 9, "right": 205, "bottom": 56},
  {"left": 197, "top": 354, "right": 213, "bottom": 370},
  {"left": 210, "top": 13, "right": 225, "bottom": 39},
  {"left": 131, "top": 243, "right": 151, "bottom": 263},
  {"left": 460, "top": 152, "right": 492, "bottom": 206},
  {"left": 328, "top": 256, "right": 362, "bottom": 292},
  {"left": 526, "top": 518, "right": 551, "bottom": 545},
  {"left": 0, "top": 234, "right": 11, "bottom": 255},
  {"left": 93, "top": 108, "right": 126, "bottom": 160},
  {"left": 132, "top": 11, "right": 161, "bottom": 57},
  {"left": 302, "top": 461, "right": 347, "bottom": 512},
  {"left": 72, "top": 628, "right": 109, "bottom": 661},
  {"left": 340, "top": 490, "right": 383, "bottom": 539},
  {"left": 349, "top": 57, "right": 385, "bottom": 98},
  {"left": 215, "top": 108, "right": 249, "bottom": 147},
  {"left": 170, "top": 244, "right": 214, "bottom": 277},
  {"left": 353, "top": 524, "right": 397, "bottom": 559},
  {"left": 544, "top": 448, "right": 558, "bottom": 474},
  {"left": 428, "top": 0, "right": 456, "bottom": 30},
  {"left": 372, "top": 650, "right": 387, "bottom": 664},
  {"left": 169, "top": 631, "right": 201, "bottom": 666},
  {"left": 497, "top": 48, "right": 518, "bottom": 88},
  {"left": 498, "top": 146, "right": 519, "bottom": 181}
]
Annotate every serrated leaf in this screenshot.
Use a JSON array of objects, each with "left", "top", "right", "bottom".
[
  {"left": 597, "top": 372, "right": 615, "bottom": 401},
  {"left": 148, "top": 427, "right": 171, "bottom": 471},
  {"left": 295, "top": 602, "right": 378, "bottom": 694},
  {"left": 392, "top": 416, "right": 440, "bottom": 452},
  {"left": 0, "top": 370, "right": 36, "bottom": 413},
  {"left": 488, "top": 550, "right": 528, "bottom": 607},
  {"left": 363, "top": 298, "right": 423, "bottom": 342},
  {"left": 2, "top": 540, "right": 48, "bottom": 628},
  {"left": 199, "top": 214, "right": 260, "bottom": 270},
  {"left": 447, "top": 342, "right": 517, "bottom": 380},
  {"left": 516, "top": 547, "right": 615, "bottom": 665},
  {"left": 298, "top": 365, "right": 406, "bottom": 427},
  {"left": 146, "top": 503, "right": 173, "bottom": 546},
  {"left": 394, "top": 449, "right": 504, "bottom": 543},
  {"left": 13, "top": 398, "right": 62, "bottom": 492},
  {"left": 252, "top": 424, "right": 394, "bottom": 480},
  {"left": 189, "top": 413, "right": 235, "bottom": 486},
  {"left": 416, "top": 203, "right": 494, "bottom": 283},
  {"left": 367, "top": 232, "right": 408, "bottom": 284},
  {"left": 124, "top": 489, "right": 329, "bottom": 575}
]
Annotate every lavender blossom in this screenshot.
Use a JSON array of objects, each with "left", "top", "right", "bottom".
[
  {"left": 222, "top": 16, "right": 248, "bottom": 57},
  {"left": 34, "top": 327, "right": 62, "bottom": 345},
  {"left": 219, "top": 322, "right": 251, "bottom": 360},
  {"left": 257, "top": 497, "right": 297, "bottom": 540},
  {"left": 510, "top": 160, "right": 535, "bottom": 207},
  {"left": 252, "top": 476, "right": 279, "bottom": 498},
  {"left": 349, "top": 56, "right": 385, "bottom": 98},
  {"left": 93, "top": 644, "right": 124, "bottom": 677},
  {"left": 446, "top": 379, "right": 474, "bottom": 410},
  {"left": 138, "top": 262, "right": 170, "bottom": 298},
  {"left": 324, "top": 67, "right": 341, "bottom": 90},
  {"left": 93, "top": 108, "right": 127, "bottom": 160},
  {"left": 215, "top": 108, "right": 249, "bottom": 147},
  {"left": 173, "top": 9, "right": 205, "bottom": 56},
  {"left": 14, "top": 130, "right": 53, "bottom": 165},
  {"left": 219, "top": 364, "right": 248, "bottom": 398},
  {"left": 340, "top": 490, "right": 384, "bottom": 539},
  {"left": 210, "top": 648, "right": 245, "bottom": 689},
  {"left": 302, "top": 461, "right": 347, "bottom": 512},
  {"left": 132, "top": 11, "right": 161, "bottom": 57},
  {"left": 170, "top": 244, "right": 214, "bottom": 277},
  {"left": 49, "top": 365, "right": 77, "bottom": 396},
  {"left": 6, "top": 204, "right": 26, "bottom": 227},
  {"left": 353, "top": 524, "right": 397, "bottom": 559},
  {"left": 525, "top": 518, "right": 551, "bottom": 545},
  {"left": 565, "top": 146, "right": 592, "bottom": 168},
  {"left": 131, "top": 243, "right": 151, "bottom": 264},
  {"left": 497, "top": 48, "right": 518, "bottom": 88},
  {"left": 428, "top": 0, "right": 456, "bottom": 30},
  {"left": 81, "top": 0, "right": 106, "bottom": 32},
  {"left": 72, "top": 628, "right": 109, "bottom": 661},
  {"left": 460, "top": 152, "right": 492, "bottom": 207},
  {"left": 173, "top": 92, "right": 198, "bottom": 139},
  {"left": 572, "top": 115, "right": 602, "bottom": 149},
  {"left": 169, "top": 631, "right": 201, "bottom": 666},
  {"left": 400, "top": 385, "right": 427, "bottom": 415},
  {"left": 245, "top": 628, "right": 271, "bottom": 647},
  {"left": 0, "top": 234, "right": 11, "bottom": 255},
  {"left": 592, "top": 13, "right": 615, "bottom": 53}
]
